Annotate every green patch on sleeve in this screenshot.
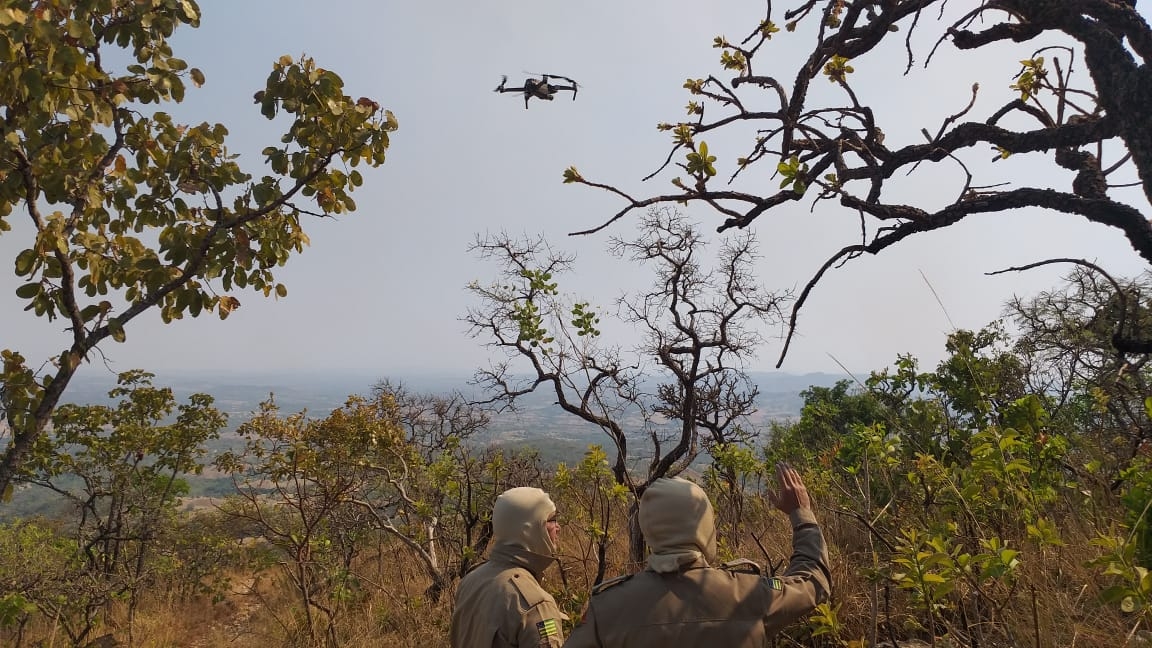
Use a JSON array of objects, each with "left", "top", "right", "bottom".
[{"left": 537, "top": 618, "right": 559, "bottom": 639}]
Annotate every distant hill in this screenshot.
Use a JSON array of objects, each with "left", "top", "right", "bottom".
[
  {"left": 747, "top": 370, "right": 847, "bottom": 394},
  {"left": 58, "top": 368, "right": 389, "bottom": 420},
  {"left": 4, "top": 368, "right": 846, "bottom": 520},
  {"left": 57, "top": 368, "right": 847, "bottom": 433}
]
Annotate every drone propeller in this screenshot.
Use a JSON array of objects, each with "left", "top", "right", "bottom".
[
  {"left": 493, "top": 72, "right": 580, "bottom": 108},
  {"left": 522, "top": 71, "right": 580, "bottom": 87}
]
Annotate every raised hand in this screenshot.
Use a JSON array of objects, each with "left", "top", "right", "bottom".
[{"left": 766, "top": 462, "right": 811, "bottom": 515}]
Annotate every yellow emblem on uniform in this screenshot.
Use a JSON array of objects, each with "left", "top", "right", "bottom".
[
  {"left": 769, "top": 577, "right": 784, "bottom": 591},
  {"left": 537, "top": 618, "right": 559, "bottom": 639}
]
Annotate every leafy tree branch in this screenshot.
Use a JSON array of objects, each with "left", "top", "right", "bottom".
[
  {"left": 562, "top": 0, "right": 1152, "bottom": 367},
  {"left": 0, "top": 1, "right": 397, "bottom": 494}
]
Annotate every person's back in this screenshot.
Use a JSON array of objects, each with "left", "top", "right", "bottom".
[
  {"left": 452, "top": 558, "right": 563, "bottom": 648},
  {"left": 564, "top": 464, "right": 830, "bottom": 647},
  {"left": 450, "top": 487, "right": 566, "bottom": 648}
]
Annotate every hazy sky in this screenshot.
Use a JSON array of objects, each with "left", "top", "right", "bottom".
[{"left": 2, "top": 1, "right": 1149, "bottom": 382}]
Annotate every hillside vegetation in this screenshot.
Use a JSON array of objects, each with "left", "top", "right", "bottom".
[{"left": 0, "top": 271, "right": 1149, "bottom": 647}]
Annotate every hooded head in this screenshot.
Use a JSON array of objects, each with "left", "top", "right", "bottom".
[
  {"left": 492, "top": 486, "right": 558, "bottom": 557},
  {"left": 639, "top": 477, "right": 718, "bottom": 573}
]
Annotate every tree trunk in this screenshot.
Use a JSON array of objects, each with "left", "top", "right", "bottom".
[
  {"left": 0, "top": 359, "right": 80, "bottom": 497},
  {"left": 627, "top": 499, "right": 646, "bottom": 567}
]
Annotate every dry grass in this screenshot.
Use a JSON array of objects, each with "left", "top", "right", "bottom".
[{"left": 6, "top": 495, "right": 1147, "bottom": 647}]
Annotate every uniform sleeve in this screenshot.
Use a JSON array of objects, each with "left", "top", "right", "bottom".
[
  {"left": 762, "top": 507, "right": 832, "bottom": 636},
  {"left": 518, "top": 599, "right": 566, "bottom": 648},
  {"left": 562, "top": 602, "right": 599, "bottom": 648}
]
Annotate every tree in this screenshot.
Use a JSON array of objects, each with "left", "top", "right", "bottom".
[
  {"left": 14, "top": 370, "right": 225, "bottom": 646},
  {"left": 0, "top": 1, "right": 397, "bottom": 494},
  {"left": 416, "top": 441, "right": 549, "bottom": 597},
  {"left": 763, "top": 326, "right": 1104, "bottom": 646},
  {"left": 0, "top": 519, "right": 78, "bottom": 648},
  {"left": 466, "top": 206, "right": 786, "bottom": 563},
  {"left": 561, "top": 0, "right": 1152, "bottom": 365},
  {"left": 765, "top": 378, "right": 887, "bottom": 466},
  {"left": 552, "top": 445, "right": 628, "bottom": 591},
  {"left": 1008, "top": 267, "right": 1152, "bottom": 474},
  {"left": 371, "top": 380, "right": 549, "bottom": 602},
  {"left": 217, "top": 395, "right": 405, "bottom": 647},
  {"left": 215, "top": 387, "right": 539, "bottom": 643}
]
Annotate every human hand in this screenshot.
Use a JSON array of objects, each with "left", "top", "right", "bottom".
[{"left": 767, "top": 462, "right": 811, "bottom": 515}]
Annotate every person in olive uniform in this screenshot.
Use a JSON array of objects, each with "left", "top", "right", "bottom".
[
  {"left": 564, "top": 463, "right": 830, "bottom": 647},
  {"left": 451, "top": 486, "right": 566, "bottom": 648}
]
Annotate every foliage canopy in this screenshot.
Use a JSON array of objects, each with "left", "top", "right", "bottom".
[{"left": 0, "top": 0, "right": 396, "bottom": 494}]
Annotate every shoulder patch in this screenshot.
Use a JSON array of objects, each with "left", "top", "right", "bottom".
[
  {"left": 509, "top": 569, "right": 548, "bottom": 607},
  {"left": 721, "top": 558, "right": 762, "bottom": 575},
  {"left": 767, "top": 576, "right": 784, "bottom": 591},
  {"left": 536, "top": 618, "right": 560, "bottom": 641},
  {"left": 591, "top": 573, "right": 633, "bottom": 595}
]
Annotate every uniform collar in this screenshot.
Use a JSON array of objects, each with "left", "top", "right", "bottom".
[
  {"left": 648, "top": 550, "right": 710, "bottom": 573},
  {"left": 490, "top": 543, "right": 556, "bottom": 578}
]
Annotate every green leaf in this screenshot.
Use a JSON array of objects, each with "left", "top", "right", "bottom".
[
  {"left": 14, "top": 283, "right": 39, "bottom": 299},
  {"left": 562, "top": 166, "right": 583, "bottom": 184},
  {"left": 822, "top": 55, "right": 855, "bottom": 83},
  {"left": 20, "top": 68, "right": 44, "bottom": 98},
  {"left": 0, "top": 8, "right": 28, "bottom": 25},
  {"left": 182, "top": 0, "right": 199, "bottom": 21},
  {"left": 108, "top": 318, "right": 126, "bottom": 343},
  {"left": 218, "top": 295, "right": 240, "bottom": 319},
  {"left": 14, "top": 249, "right": 37, "bottom": 276}
]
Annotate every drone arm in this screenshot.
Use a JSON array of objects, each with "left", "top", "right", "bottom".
[
  {"left": 550, "top": 84, "right": 578, "bottom": 99},
  {"left": 540, "top": 73, "right": 578, "bottom": 85},
  {"left": 539, "top": 74, "right": 578, "bottom": 100}
]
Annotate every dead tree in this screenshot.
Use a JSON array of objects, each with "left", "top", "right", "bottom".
[
  {"left": 561, "top": 0, "right": 1152, "bottom": 366},
  {"left": 466, "top": 206, "right": 787, "bottom": 565}
]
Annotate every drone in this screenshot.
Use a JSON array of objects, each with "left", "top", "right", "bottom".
[{"left": 494, "top": 73, "right": 579, "bottom": 109}]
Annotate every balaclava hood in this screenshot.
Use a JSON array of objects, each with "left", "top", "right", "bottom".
[
  {"left": 492, "top": 486, "right": 557, "bottom": 557},
  {"left": 639, "top": 477, "right": 718, "bottom": 573}
]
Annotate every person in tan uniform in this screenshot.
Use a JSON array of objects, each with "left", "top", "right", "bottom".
[
  {"left": 451, "top": 486, "right": 567, "bottom": 648},
  {"left": 564, "top": 463, "right": 830, "bottom": 647}
]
